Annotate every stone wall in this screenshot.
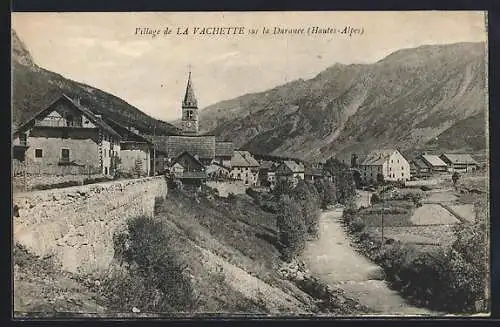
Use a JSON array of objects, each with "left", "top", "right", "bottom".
[{"left": 13, "top": 176, "right": 168, "bottom": 276}]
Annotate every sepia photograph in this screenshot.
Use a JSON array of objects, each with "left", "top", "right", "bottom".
[{"left": 11, "top": 11, "right": 489, "bottom": 318}]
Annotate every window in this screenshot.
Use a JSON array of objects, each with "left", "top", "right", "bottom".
[
  {"left": 35, "top": 148, "right": 43, "bottom": 158},
  {"left": 109, "top": 149, "right": 111, "bottom": 157},
  {"left": 20, "top": 133, "right": 27, "bottom": 146},
  {"left": 391, "top": 160, "right": 393, "bottom": 163},
  {"left": 401, "top": 166, "right": 404, "bottom": 170},
  {"left": 66, "top": 115, "right": 74, "bottom": 127},
  {"left": 389, "top": 167, "right": 392, "bottom": 171},
  {"left": 397, "top": 159, "right": 399, "bottom": 163},
  {"left": 105, "top": 167, "right": 108, "bottom": 175},
  {"left": 402, "top": 173, "right": 404, "bottom": 177},
  {"left": 61, "top": 148, "right": 70, "bottom": 162}
]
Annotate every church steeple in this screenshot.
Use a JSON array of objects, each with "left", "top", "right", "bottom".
[
  {"left": 183, "top": 70, "right": 198, "bottom": 108},
  {"left": 181, "top": 68, "right": 199, "bottom": 135}
]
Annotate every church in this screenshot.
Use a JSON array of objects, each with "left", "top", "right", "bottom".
[{"left": 155, "top": 71, "right": 235, "bottom": 177}]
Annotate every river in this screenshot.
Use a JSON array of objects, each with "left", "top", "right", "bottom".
[{"left": 302, "top": 208, "right": 436, "bottom": 316}]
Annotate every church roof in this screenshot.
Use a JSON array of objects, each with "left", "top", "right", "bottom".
[
  {"left": 183, "top": 71, "right": 198, "bottom": 108},
  {"left": 162, "top": 135, "right": 216, "bottom": 159}
]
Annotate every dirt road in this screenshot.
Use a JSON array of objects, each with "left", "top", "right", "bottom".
[{"left": 303, "top": 209, "right": 436, "bottom": 316}]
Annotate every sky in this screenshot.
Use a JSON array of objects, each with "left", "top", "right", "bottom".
[{"left": 12, "top": 11, "right": 486, "bottom": 122}]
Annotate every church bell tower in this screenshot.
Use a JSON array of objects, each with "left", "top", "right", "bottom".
[{"left": 181, "top": 69, "right": 199, "bottom": 135}]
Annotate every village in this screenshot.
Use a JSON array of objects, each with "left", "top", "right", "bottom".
[{"left": 11, "top": 70, "right": 482, "bottom": 195}]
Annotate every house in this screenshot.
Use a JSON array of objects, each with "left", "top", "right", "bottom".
[
  {"left": 169, "top": 151, "right": 207, "bottom": 186},
  {"left": 439, "top": 153, "right": 479, "bottom": 172},
  {"left": 103, "top": 118, "right": 153, "bottom": 177},
  {"left": 206, "top": 162, "right": 230, "bottom": 181},
  {"left": 275, "top": 160, "right": 305, "bottom": 187},
  {"left": 304, "top": 166, "right": 324, "bottom": 182},
  {"left": 12, "top": 94, "right": 121, "bottom": 177},
  {"left": 214, "top": 141, "right": 234, "bottom": 168},
  {"left": 230, "top": 150, "right": 260, "bottom": 186},
  {"left": 359, "top": 149, "right": 410, "bottom": 183},
  {"left": 419, "top": 154, "right": 448, "bottom": 173},
  {"left": 258, "top": 161, "right": 277, "bottom": 187},
  {"left": 409, "top": 158, "right": 431, "bottom": 179}
]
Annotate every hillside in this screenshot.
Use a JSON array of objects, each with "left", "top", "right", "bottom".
[
  {"left": 11, "top": 30, "right": 179, "bottom": 135},
  {"left": 14, "top": 187, "right": 366, "bottom": 316},
  {"left": 199, "top": 42, "right": 487, "bottom": 160}
]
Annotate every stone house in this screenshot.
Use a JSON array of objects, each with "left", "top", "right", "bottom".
[
  {"left": 360, "top": 149, "right": 410, "bottom": 183},
  {"left": 12, "top": 94, "right": 121, "bottom": 177},
  {"left": 103, "top": 118, "right": 153, "bottom": 177},
  {"left": 230, "top": 150, "right": 260, "bottom": 186},
  {"left": 169, "top": 151, "right": 207, "bottom": 186},
  {"left": 275, "top": 160, "right": 305, "bottom": 187},
  {"left": 419, "top": 154, "right": 448, "bottom": 173}
]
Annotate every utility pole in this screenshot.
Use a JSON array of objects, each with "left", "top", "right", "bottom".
[
  {"left": 381, "top": 207, "right": 385, "bottom": 246},
  {"left": 153, "top": 124, "right": 156, "bottom": 176}
]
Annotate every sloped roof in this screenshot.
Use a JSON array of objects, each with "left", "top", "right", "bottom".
[
  {"left": 183, "top": 71, "right": 198, "bottom": 108},
  {"left": 171, "top": 151, "right": 205, "bottom": 169},
  {"left": 412, "top": 158, "right": 429, "bottom": 169},
  {"left": 283, "top": 160, "right": 305, "bottom": 173},
  {"left": 420, "top": 154, "right": 447, "bottom": 167},
  {"left": 361, "top": 149, "right": 396, "bottom": 166},
  {"left": 440, "top": 153, "right": 478, "bottom": 165},
  {"left": 215, "top": 141, "right": 234, "bottom": 157},
  {"left": 259, "top": 161, "right": 274, "bottom": 170},
  {"left": 206, "top": 163, "right": 230, "bottom": 174},
  {"left": 157, "top": 135, "right": 216, "bottom": 159},
  {"left": 14, "top": 94, "right": 121, "bottom": 139},
  {"left": 231, "top": 150, "right": 260, "bottom": 167},
  {"left": 102, "top": 117, "right": 152, "bottom": 144}
]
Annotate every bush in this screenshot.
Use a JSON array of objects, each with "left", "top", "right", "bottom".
[
  {"left": 370, "top": 193, "right": 381, "bottom": 205},
  {"left": 103, "top": 215, "right": 198, "bottom": 312},
  {"left": 349, "top": 217, "right": 365, "bottom": 233},
  {"left": 420, "top": 185, "right": 432, "bottom": 191}
]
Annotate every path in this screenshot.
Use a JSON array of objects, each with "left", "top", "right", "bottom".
[{"left": 303, "top": 209, "right": 436, "bottom": 315}]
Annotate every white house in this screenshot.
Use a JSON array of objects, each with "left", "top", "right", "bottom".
[{"left": 360, "top": 149, "right": 410, "bottom": 183}]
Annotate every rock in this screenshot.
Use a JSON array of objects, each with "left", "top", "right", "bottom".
[{"left": 366, "top": 266, "right": 385, "bottom": 281}]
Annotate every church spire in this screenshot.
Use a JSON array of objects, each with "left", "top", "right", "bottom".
[{"left": 182, "top": 68, "right": 198, "bottom": 108}]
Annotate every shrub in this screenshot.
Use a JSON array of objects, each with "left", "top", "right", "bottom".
[
  {"left": 420, "top": 185, "right": 432, "bottom": 191},
  {"left": 370, "top": 193, "right": 381, "bottom": 205},
  {"left": 32, "top": 180, "right": 81, "bottom": 190},
  {"left": 104, "top": 215, "right": 197, "bottom": 312},
  {"left": 349, "top": 217, "right": 365, "bottom": 233}
]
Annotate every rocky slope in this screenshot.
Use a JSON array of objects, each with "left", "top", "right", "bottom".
[
  {"left": 199, "top": 42, "right": 487, "bottom": 160},
  {"left": 11, "top": 30, "right": 179, "bottom": 135}
]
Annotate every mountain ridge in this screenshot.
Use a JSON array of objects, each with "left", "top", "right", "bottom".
[{"left": 198, "top": 41, "right": 487, "bottom": 160}]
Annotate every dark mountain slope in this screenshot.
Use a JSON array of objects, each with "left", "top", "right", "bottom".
[{"left": 11, "top": 30, "right": 179, "bottom": 135}]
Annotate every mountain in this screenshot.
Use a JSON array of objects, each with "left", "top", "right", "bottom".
[
  {"left": 199, "top": 42, "right": 487, "bottom": 160},
  {"left": 11, "top": 30, "right": 180, "bottom": 135}
]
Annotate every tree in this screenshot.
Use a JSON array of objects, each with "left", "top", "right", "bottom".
[
  {"left": 452, "top": 172, "right": 461, "bottom": 186},
  {"left": 292, "top": 180, "right": 321, "bottom": 236},
  {"left": 276, "top": 194, "right": 307, "bottom": 262}
]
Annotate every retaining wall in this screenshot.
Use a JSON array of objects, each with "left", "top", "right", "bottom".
[{"left": 13, "top": 176, "right": 168, "bottom": 276}]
